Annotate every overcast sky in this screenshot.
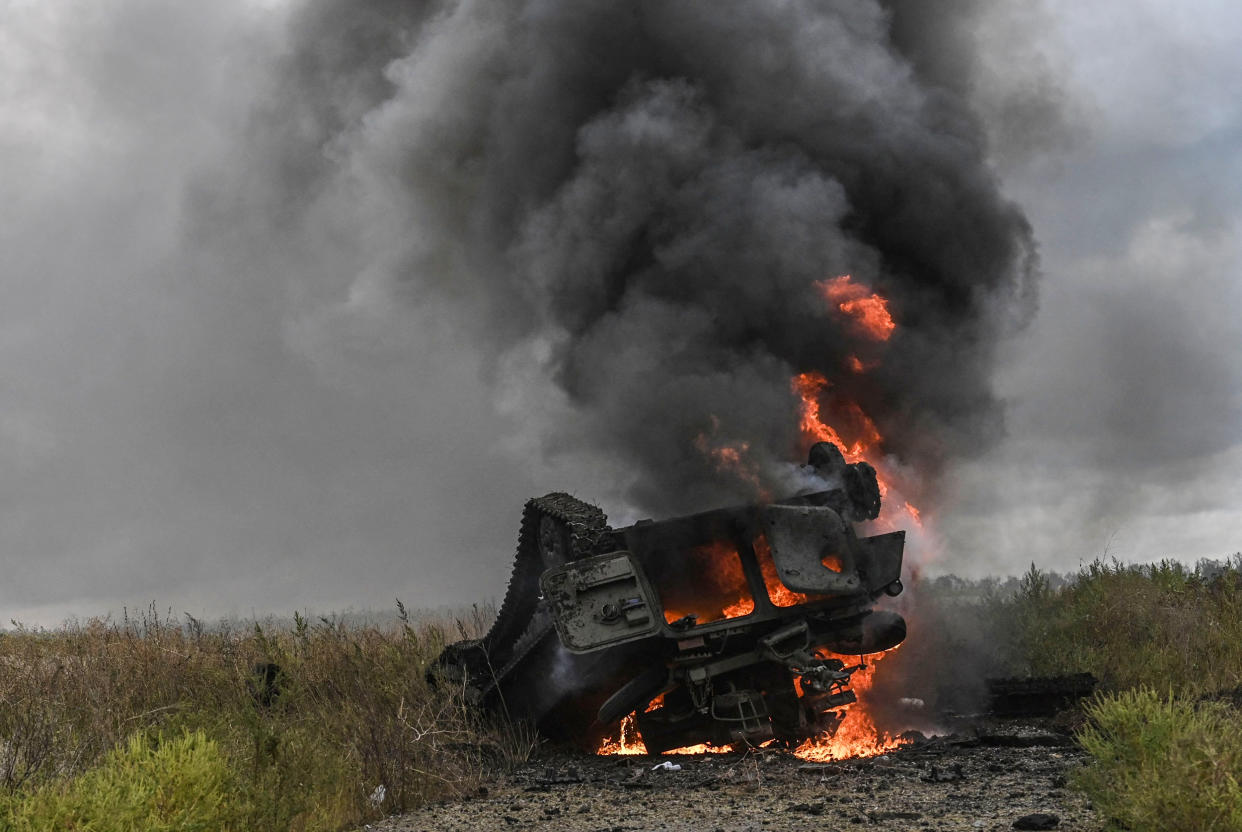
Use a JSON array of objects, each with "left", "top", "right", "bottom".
[
  {"left": 936, "top": 0, "right": 1242, "bottom": 576},
  {"left": 1, "top": 0, "right": 1239, "bottom": 625}
]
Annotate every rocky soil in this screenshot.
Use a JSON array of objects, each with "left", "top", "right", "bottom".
[{"left": 368, "top": 722, "right": 1100, "bottom": 832}]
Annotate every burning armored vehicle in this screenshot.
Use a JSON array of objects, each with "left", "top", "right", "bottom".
[{"left": 437, "top": 441, "right": 907, "bottom": 753}]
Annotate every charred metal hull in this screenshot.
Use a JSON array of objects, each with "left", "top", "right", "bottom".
[{"left": 436, "top": 443, "right": 907, "bottom": 751}]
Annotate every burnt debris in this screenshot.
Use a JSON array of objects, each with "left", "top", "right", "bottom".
[{"left": 987, "top": 673, "right": 1098, "bottom": 718}]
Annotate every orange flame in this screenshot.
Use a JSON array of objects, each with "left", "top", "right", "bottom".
[
  {"left": 792, "top": 372, "right": 883, "bottom": 463},
  {"left": 793, "top": 647, "right": 905, "bottom": 761},
  {"left": 816, "top": 275, "right": 895, "bottom": 341},
  {"left": 660, "top": 541, "right": 754, "bottom": 625},
  {"left": 598, "top": 696, "right": 740, "bottom": 755},
  {"left": 793, "top": 372, "right": 925, "bottom": 532},
  {"left": 597, "top": 714, "right": 648, "bottom": 755},
  {"left": 596, "top": 719, "right": 738, "bottom": 756},
  {"left": 755, "top": 534, "right": 817, "bottom": 607}
]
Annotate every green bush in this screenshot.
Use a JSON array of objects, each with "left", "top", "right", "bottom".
[
  {"left": 1076, "top": 688, "right": 1242, "bottom": 832},
  {"left": 5, "top": 730, "right": 242, "bottom": 832}
]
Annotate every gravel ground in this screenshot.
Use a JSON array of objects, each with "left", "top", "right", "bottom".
[{"left": 368, "top": 724, "right": 1100, "bottom": 832}]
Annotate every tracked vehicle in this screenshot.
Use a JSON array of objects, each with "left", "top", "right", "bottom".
[{"left": 437, "top": 441, "right": 907, "bottom": 752}]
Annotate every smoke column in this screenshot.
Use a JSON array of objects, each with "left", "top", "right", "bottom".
[{"left": 266, "top": 0, "right": 1039, "bottom": 517}]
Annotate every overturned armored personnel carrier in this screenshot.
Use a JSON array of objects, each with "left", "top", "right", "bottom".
[{"left": 437, "top": 441, "right": 907, "bottom": 752}]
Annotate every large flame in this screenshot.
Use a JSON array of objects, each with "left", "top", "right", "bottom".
[
  {"left": 792, "top": 372, "right": 883, "bottom": 465},
  {"left": 793, "top": 370, "right": 924, "bottom": 533},
  {"left": 792, "top": 648, "right": 905, "bottom": 761},
  {"left": 596, "top": 647, "right": 906, "bottom": 759},
  {"left": 597, "top": 273, "right": 919, "bottom": 761}
]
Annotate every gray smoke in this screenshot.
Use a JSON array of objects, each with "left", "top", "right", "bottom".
[{"left": 258, "top": 0, "right": 1039, "bottom": 516}]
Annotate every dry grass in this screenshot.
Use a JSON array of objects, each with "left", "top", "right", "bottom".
[
  {"left": 0, "top": 601, "right": 526, "bottom": 831},
  {"left": 6, "top": 558, "right": 1241, "bottom": 829}
]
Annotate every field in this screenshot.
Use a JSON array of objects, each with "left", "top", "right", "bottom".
[
  {"left": 1, "top": 558, "right": 1241, "bottom": 831},
  {"left": 0, "top": 602, "right": 527, "bottom": 831}
]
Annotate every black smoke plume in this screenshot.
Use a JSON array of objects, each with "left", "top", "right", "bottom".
[{"left": 268, "top": 0, "right": 1039, "bottom": 516}]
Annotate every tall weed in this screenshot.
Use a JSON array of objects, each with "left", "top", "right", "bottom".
[{"left": 1002, "top": 558, "right": 1242, "bottom": 695}]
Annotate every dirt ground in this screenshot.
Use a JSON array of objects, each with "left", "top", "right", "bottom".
[{"left": 369, "top": 722, "right": 1100, "bottom": 832}]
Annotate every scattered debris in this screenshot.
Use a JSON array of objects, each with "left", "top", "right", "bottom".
[{"left": 371, "top": 725, "right": 1097, "bottom": 832}]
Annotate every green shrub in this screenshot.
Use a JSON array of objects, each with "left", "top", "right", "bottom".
[
  {"left": 1076, "top": 688, "right": 1242, "bottom": 832},
  {"left": 5, "top": 730, "right": 242, "bottom": 832}
]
